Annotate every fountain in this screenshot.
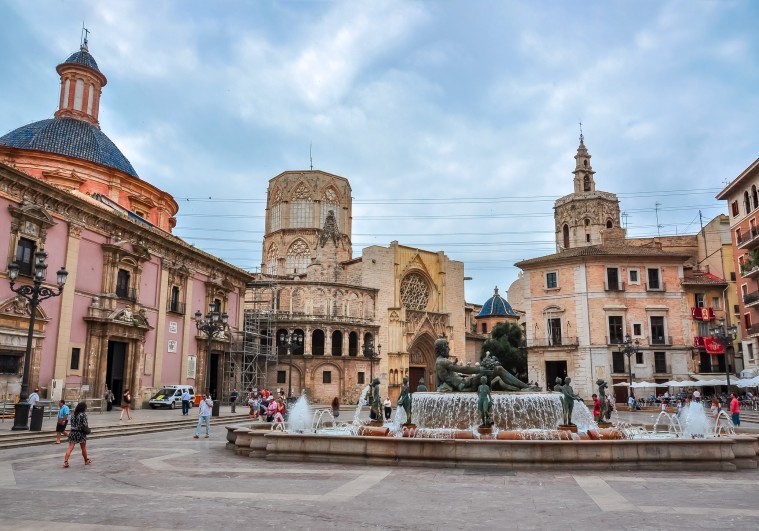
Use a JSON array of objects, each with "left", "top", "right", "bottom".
[{"left": 226, "top": 337, "right": 757, "bottom": 471}]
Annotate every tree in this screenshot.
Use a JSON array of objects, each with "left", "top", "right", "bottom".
[{"left": 481, "top": 322, "right": 527, "bottom": 381}]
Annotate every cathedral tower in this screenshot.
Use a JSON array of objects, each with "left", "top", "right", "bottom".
[{"left": 554, "top": 136, "right": 623, "bottom": 251}]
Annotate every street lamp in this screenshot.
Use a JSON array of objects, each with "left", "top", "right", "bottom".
[
  {"left": 279, "top": 330, "right": 303, "bottom": 399},
  {"left": 362, "top": 337, "right": 381, "bottom": 389},
  {"left": 194, "top": 303, "right": 228, "bottom": 400},
  {"left": 618, "top": 335, "right": 640, "bottom": 399},
  {"left": 710, "top": 318, "right": 737, "bottom": 393},
  {"left": 7, "top": 252, "right": 68, "bottom": 430}
]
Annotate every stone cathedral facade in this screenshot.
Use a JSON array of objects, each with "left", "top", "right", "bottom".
[{"left": 248, "top": 170, "right": 466, "bottom": 404}]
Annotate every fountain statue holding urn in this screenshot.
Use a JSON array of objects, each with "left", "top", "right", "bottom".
[
  {"left": 477, "top": 376, "right": 493, "bottom": 430},
  {"left": 555, "top": 376, "right": 583, "bottom": 427},
  {"left": 397, "top": 376, "right": 413, "bottom": 425}
]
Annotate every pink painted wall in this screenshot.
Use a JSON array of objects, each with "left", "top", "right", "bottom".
[
  {"left": 140, "top": 259, "right": 159, "bottom": 308},
  {"left": 70, "top": 293, "right": 91, "bottom": 343},
  {"left": 76, "top": 234, "right": 106, "bottom": 293},
  {"left": 38, "top": 219, "right": 68, "bottom": 390},
  {"left": 162, "top": 314, "right": 183, "bottom": 383},
  {"left": 0, "top": 199, "right": 11, "bottom": 267}
]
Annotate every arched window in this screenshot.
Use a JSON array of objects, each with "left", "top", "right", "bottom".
[
  {"left": 265, "top": 244, "right": 278, "bottom": 276},
  {"left": 73, "top": 79, "right": 84, "bottom": 111},
  {"left": 169, "top": 286, "right": 180, "bottom": 313},
  {"left": 606, "top": 219, "right": 613, "bottom": 229},
  {"left": 399, "top": 273, "right": 431, "bottom": 311},
  {"left": 348, "top": 331, "right": 358, "bottom": 356},
  {"left": 269, "top": 188, "right": 283, "bottom": 231},
  {"left": 745, "top": 191, "right": 751, "bottom": 214},
  {"left": 321, "top": 187, "right": 340, "bottom": 228},
  {"left": 285, "top": 240, "right": 310, "bottom": 275},
  {"left": 312, "top": 329, "right": 325, "bottom": 355},
  {"left": 363, "top": 332, "right": 374, "bottom": 356},
  {"left": 86, "top": 83, "right": 95, "bottom": 115},
  {"left": 331, "top": 331, "right": 343, "bottom": 356},
  {"left": 584, "top": 218, "right": 590, "bottom": 226},
  {"left": 563, "top": 224, "right": 570, "bottom": 249},
  {"left": 276, "top": 329, "right": 289, "bottom": 357},
  {"left": 292, "top": 329, "right": 305, "bottom": 355},
  {"left": 752, "top": 186, "right": 758, "bottom": 210},
  {"left": 583, "top": 175, "right": 591, "bottom": 191},
  {"left": 290, "top": 183, "right": 312, "bottom": 228}
]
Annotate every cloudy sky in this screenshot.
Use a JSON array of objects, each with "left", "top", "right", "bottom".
[{"left": 1, "top": 0, "right": 758, "bottom": 305}]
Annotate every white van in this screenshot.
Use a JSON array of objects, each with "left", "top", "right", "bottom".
[{"left": 148, "top": 385, "right": 194, "bottom": 409}]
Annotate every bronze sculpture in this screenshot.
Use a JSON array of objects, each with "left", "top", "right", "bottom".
[
  {"left": 596, "top": 379, "right": 610, "bottom": 422},
  {"left": 397, "top": 376, "right": 412, "bottom": 425},
  {"left": 370, "top": 378, "right": 381, "bottom": 421},
  {"left": 416, "top": 377, "right": 427, "bottom": 393},
  {"left": 555, "top": 376, "right": 583, "bottom": 426},
  {"left": 477, "top": 376, "right": 493, "bottom": 427}
]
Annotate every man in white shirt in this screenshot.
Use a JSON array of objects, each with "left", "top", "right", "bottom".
[
  {"left": 28, "top": 388, "right": 40, "bottom": 408},
  {"left": 194, "top": 394, "right": 213, "bottom": 439},
  {"left": 181, "top": 389, "right": 191, "bottom": 416}
]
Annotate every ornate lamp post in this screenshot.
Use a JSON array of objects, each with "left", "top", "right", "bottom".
[
  {"left": 710, "top": 318, "right": 737, "bottom": 393},
  {"left": 7, "top": 252, "right": 68, "bottom": 430},
  {"left": 618, "top": 335, "right": 640, "bottom": 399},
  {"left": 279, "top": 330, "right": 303, "bottom": 399},
  {"left": 194, "top": 304, "right": 228, "bottom": 400},
  {"left": 362, "top": 337, "right": 381, "bottom": 389}
]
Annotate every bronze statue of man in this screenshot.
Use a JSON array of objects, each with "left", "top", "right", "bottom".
[
  {"left": 434, "top": 336, "right": 480, "bottom": 391},
  {"left": 397, "top": 376, "right": 412, "bottom": 424},
  {"left": 371, "top": 378, "right": 381, "bottom": 421},
  {"left": 477, "top": 376, "right": 493, "bottom": 427},
  {"left": 416, "top": 377, "right": 427, "bottom": 392},
  {"left": 596, "top": 379, "right": 610, "bottom": 421},
  {"left": 560, "top": 376, "right": 583, "bottom": 426}
]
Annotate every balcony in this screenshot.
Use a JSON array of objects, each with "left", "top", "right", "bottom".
[
  {"left": 693, "top": 336, "right": 725, "bottom": 353},
  {"left": 741, "top": 260, "right": 759, "bottom": 278},
  {"left": 167, "top": 300, "right": 186, "bottom": 315},
  {"left": 115, "top": 286, "right": 137, "bottom": 302},
  {"left": 744, "top": 290, "right": 759, "bottom": 308},
  {"left": 525, "top": 336, "right": 578, "bottom": 348},
  {"left": 649, "top": 335, "right": 672, "bottom": 346},
  {"left": 691, "top": 307, "right": 716, "bottom": 321},
  {"left": 747, "top": 324, "right": 759, "bottom": 338},
  {"left": 604, "top": 280, "right": 626, "bottom": 291},
  {"left": 607, "top": 336, "right": 626, "bottom": 345},
  {"left": 737, "top": 226, "right": 759, "bottom": 249},
  {"left": 645, "top": 282, "right": 666, "bottom": 292}
]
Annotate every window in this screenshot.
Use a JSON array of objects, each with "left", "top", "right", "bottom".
[
  {"left": 734, "top": 304, "right": 740, "bottom": 314},
  {"left": 731, "top": 272, "right": 737, "bottom": 281},
  {"left": 606, "top": 219, "right": 613, "bottom": 229},
  {"left": 745, "top": 191, "right": 751, "bottom": 213},
  {"left": 584, "top": 218, "right": 590, "bottom": 226},
  {"left": 748, "top": 344, "right": 754, "bottom": 360},
  {"left": 14, "top": 237, "right": 35, "bottom": 276},
  {"left": 323, "top": 371, "right": 332, "bottom": 384},
  {"left": 73, "top": 78, "right": 84, "bottom": 111},
  {"left": 647, "top": 268, "right": 661, "bottom": 290},
  {"left": 632, "top": 323, "right": 642, "bottom": 337},
  {"left": 0, "top": 353, "right": 20, "bottom": 374},
  {"left": 481, "top": 322, "right": 488, "bottom": 334},
  {"left": 586, "top": 234, "right": 591, "bottom": 243},
  {"left": 636, "top": 351, "right": 644, "bottom": 365},
  {"left": 650, "top": 316, "right": 666, "bottom": 344},
  {"left": 745, "top": 313, "right": 751, "bottom": 329},
  {"left": 695, "top": 293, "right": 705, "bottom": 308},
  {"left": 583, "top": 176, "right": 590, "bottom": 192},
  {"left": 290, "top": 199, "right": 313, "bottom": 228},
  {"left": 732, "top": 201, "right": 739, "bottom": 216},
  {"left": 285, "top": 239, "right": 310, "bottom": 274},
  {"left": 277, "top": 371, "right": 286, "bottom": 384},
  {"left": 547, "top": 318, "right": 562, "bottom": 346},
  {"left": 608, "top": 316, "right": 624, "bottom": 344},
  {"left": 606, "top": 267, "right": 620, "bottom": 290},
  {"left": 697, "top": 321, "right": 710, "bottom": 336},
  {"left": 656, "top": 348, "right": 670, "bottom": 373},
  {"left": 612, "top": 352, "right": 625, "bottom": 373},
  {"left": 563, "top": 224, "right": 570, "bottom": 249},
  {"left": 545, "top": 272, "right": 558, "bottom": 289},
  {"left": 70, "top": 348, "right": 80, "bottom": 370},
  {"left": 116, "top": 269, "right": 131, "bottom": 299},
  {"left": 712, "top": 297, "right": 721, "bottom": 310},
  {"left": 629, "top": 269, "right": 639, "bottom": 284},
  {"left": 357, "top": 371, "right": 365, "bottom": 385},
  {"left": 169, "top": 286, "right": 180, "bottom": 313}
]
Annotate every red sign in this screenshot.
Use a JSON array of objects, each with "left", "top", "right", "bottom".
[
  {"left": 691, "top": 307, "right": 715, "bottom": 321},
  {"left": 693, "top": 336, "right": 725, "bottom": 354}
]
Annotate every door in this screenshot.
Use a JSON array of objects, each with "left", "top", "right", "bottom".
[
  {"left": 545, "top": 360, "right": 567, "bottom": 392},
  {"left": 209, "top": 353, "right": 220, "bottom": 400},
  {"left": 409, "top": 367, "right": 426, "bottom": 393},
  {"left": 106, "top": 341, "right": 127, "bottom": 405}
]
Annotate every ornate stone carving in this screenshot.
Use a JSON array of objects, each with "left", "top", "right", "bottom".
[
  {"left": 400, "top": 272, "right": 430, "bottom": 311},
  {"left": 318, "top": 210, "right": 340, "bottom": 248},
  {"left": 293, "top": 183, "right": 311, "bottom": 200},
  {"left": 1, "top": 297, "right": 30, "bottom": 316}
]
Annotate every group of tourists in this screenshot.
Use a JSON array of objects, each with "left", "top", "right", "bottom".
[{"left": 246, "top": 388, "right": 288, "bottom": 423}]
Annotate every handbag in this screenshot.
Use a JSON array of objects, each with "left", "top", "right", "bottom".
[{"left": 82, "top": 426, "right": 92, "bottom": 435}]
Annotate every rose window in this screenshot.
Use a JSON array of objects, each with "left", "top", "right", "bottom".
[{"left": 400, "top": 273, "right": 430, "bottom": 311}]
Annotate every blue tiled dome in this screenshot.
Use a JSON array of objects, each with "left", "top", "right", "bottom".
[
  {"left": 478, "top": 287, "right": 517, "bottom": 317},
  {"left": 60, "top": 49, "right": 100, "bottom": 72},
  {"left": 0, "top": 118, "right": 138, "bottom": 177}
]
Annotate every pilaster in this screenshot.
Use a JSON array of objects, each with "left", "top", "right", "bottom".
[{"left": 53, "top": 223, "right": 82, "bottom": 380}]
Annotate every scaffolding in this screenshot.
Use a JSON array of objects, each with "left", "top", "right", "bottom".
[{"left": 222, "top": 281, "right": 278, "bottom": 400}]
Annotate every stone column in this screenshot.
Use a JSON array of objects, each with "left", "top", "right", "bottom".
[
  {"left": 152, "top": 267, "right": 170, "bottom": 386},
  {"left": 180, "top": 279, "right": 194, "bottom": 385},
  {"left": 53, "top": 222, "right": 83, "bottom": 380}
]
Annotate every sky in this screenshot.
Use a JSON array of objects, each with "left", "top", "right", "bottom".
[{"left": 1, "top": 0, "right": 758, "bottom": 305}]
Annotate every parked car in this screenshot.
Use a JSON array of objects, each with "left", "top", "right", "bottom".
[{"left": 148, "top": 385, "right": 194, "bottom": 409}]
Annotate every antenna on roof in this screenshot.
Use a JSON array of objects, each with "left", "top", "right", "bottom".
[
  {"left": 309, "top": 143, "right": 313, "bottom": 170},
  {"left": 578, "top": 120, "right": 583, "bottom": 142},
  {"left": 81, "top": 22, "right": 90, "bottom": 51},
  {"left": 655, "top": 201, "right": 662, "bottom": 237}
]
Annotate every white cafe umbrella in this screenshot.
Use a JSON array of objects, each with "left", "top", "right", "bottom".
[
  {"left": 737, "top": 376, "right": 759, "bottom": 387},
  {"left": 631, "top": 381, "right": 662, "bottom": 388},
  {"left": 612, "top": 382, "right": 630, "bottom": 387}
]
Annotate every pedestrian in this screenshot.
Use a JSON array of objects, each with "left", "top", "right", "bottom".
[
  {"left": 55, "top": 399, "right": 70, "bottom": 444},
  {"left": 230, "top": 388, "right": 239, "bottom": 413},
  {"left": 383, "top": 397, "right": 392, "bottom": 421},
  {"left": 259, "top": 394, "right": 269, "bottom": 419},
  {"left": 105, "top": 388, "right": 114, "bottom": 412},
  {"left": 194, "top": 394, "right": 213, "bottom": 439},
  {"left": 332, "top": 397, "right": 341, "bottom": 421},
  {"left": 28, "top": 388, "right": 40, "bottom": 408},
  {"left": 710, "top": 397, "right": 720, "bottom": 419},
  {"left": 267, "top": 396, "right": 278, "bottom": 422},
  {"left": 119, "top": 389, "right": 133, "bottom": 420},
  {"left": 693, "top": 389, "right": 701, "bottom": 402},
  {"left": 676, "top": 400, "right": 683, "bottom": 418},
  {"left": 661, "top": 401, "right": 667, "bottom": 413},
  {"left": 627, "top": 394, "right": 635, "bottom": 412},
  {"left": 730, "top": 393, "right": 740, "bottom": 427},
  {"left": 592, "top": 394, "right": 600, "bottom": 421},
  {"left": 248, "top": 394, "right": 259, "bottom": 420},
  {"left": 181, "top": 388, "right": 191, "bottom": 416},
  {"left": 64, "top": 402, "right": 92, "bottom": 468},
  {"left": 273, "top": 397, "right": 286, "bottom": 424}
]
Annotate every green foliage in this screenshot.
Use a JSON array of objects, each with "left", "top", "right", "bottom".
[{"left": 481, "top": 322, "right": 527, "bottom": 380}]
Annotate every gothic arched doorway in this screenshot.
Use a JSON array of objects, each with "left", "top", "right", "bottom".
[{"left": 408, "top": 333, "right": 436, "bottom": 392}]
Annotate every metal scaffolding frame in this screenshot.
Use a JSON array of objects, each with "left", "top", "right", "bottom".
[{"left": 222, "top": 281, "right": 278, "bottom": 399}]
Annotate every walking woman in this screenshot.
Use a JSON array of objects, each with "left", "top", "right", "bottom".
[
  {"left": 120, "top": 389, "right": 133, "bottom": 421},
  {"left": 64, "top": 402, "right": 92, "bottom": 468}
]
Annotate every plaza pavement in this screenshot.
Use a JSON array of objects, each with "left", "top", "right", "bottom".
[{"left": 0, "top": 412, "right": 758, "bottom": 529}]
